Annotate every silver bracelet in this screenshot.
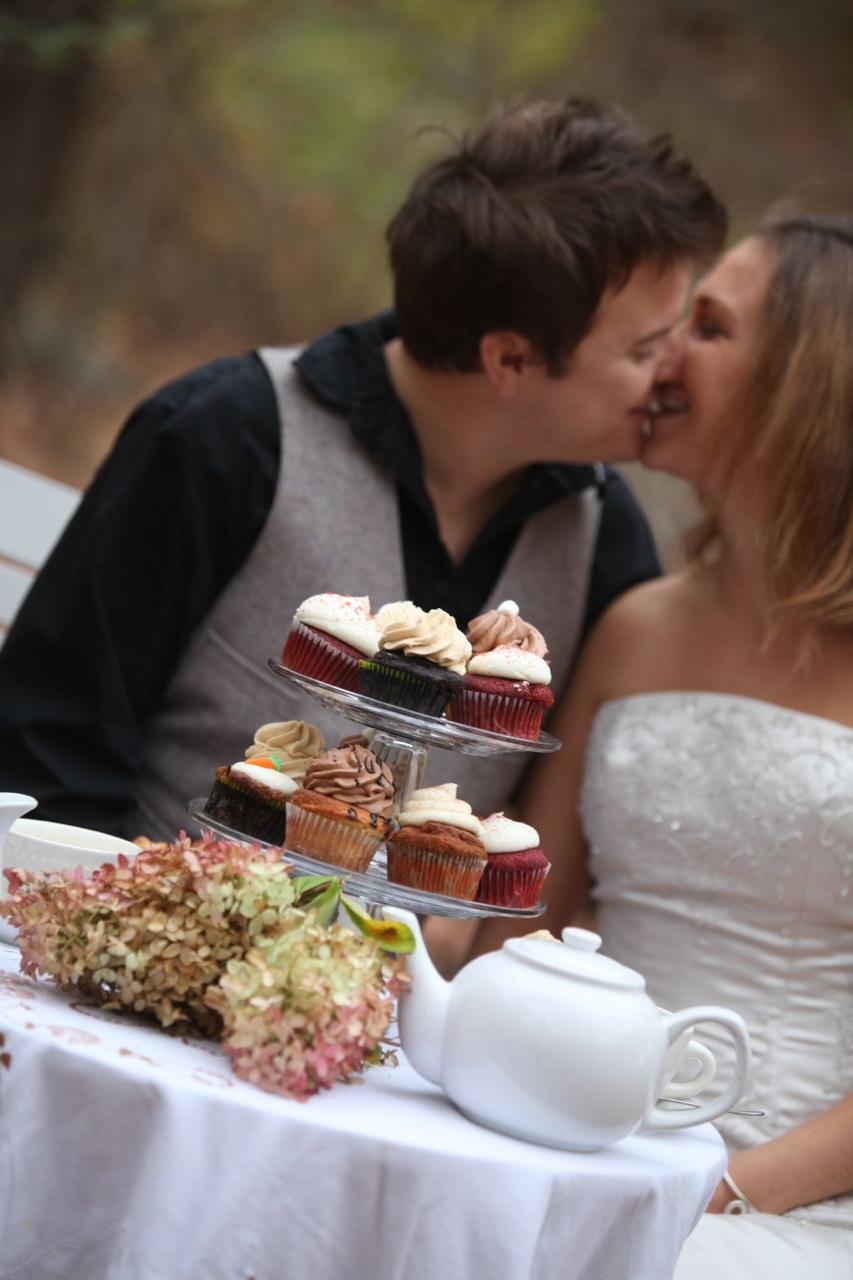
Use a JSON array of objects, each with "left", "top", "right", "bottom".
[{"left": 722, "top": 1171, "right": 756, "bottom": 1214}]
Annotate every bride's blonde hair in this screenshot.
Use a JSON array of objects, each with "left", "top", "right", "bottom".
[{"left": 696, "top": 214, "right": 853, "bottom": 639}]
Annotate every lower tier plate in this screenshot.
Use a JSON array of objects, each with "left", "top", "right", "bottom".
[{"left": 188, "top": 800, "right": 545, "bottom": 921}]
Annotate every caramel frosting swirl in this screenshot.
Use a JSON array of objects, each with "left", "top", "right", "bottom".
[
  {"left": 467, "top": 600, "right": 547, "bottom": 658},
  {"left": 302, "top": 744, "right": 395, "bottom": 816},
  {"left": 378, "top": 604, "right": 472, "bottom": 674},
  {"left": 245, "top": 721, "right": 324, "bottom": 779}
]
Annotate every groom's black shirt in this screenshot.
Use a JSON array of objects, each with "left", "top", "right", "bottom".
[{"left": 0, "top": 312, "right": 660, "bottom": 831}]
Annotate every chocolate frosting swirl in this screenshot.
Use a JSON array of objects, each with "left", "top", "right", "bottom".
[
  {"left": 467, "top": 600, "right": 547, "bottom": 657},
  {"left": 302, "top": 744, "right": 396, "bottom": 816}
]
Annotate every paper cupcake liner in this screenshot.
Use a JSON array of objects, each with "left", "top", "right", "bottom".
[
  {"left": 281, "top": 621, "right": 361, "bottom": 691},
  {"left": 386, "top": 841, "right": 485, "bottom": 901},
  {"left": 358, "top": 659, "right": 454, "bottom": 716},
  {"left": 446, "top": 689, "right": 544, "bottom": 739},
  {"left": 475, "top": 861, "right": 550, "bottom": 909},
  {"left": 285, "top": 802, "right": 382, "bottom": 873}
]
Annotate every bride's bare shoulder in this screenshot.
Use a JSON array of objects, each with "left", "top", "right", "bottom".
[
  {"left": 593, "top": 570, "right": 697, "bottom": 642},
  {"left": 575, "top": 570, "right": 700, "bottom": 701}
]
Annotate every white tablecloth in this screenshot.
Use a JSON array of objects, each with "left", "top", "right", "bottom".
[{"left": 0, "top": 944, "right": 725, "bottom": 1280}]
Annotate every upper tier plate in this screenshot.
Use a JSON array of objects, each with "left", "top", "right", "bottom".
[{"left": 268, "top": 661, "right": 561, "bottom": 757}]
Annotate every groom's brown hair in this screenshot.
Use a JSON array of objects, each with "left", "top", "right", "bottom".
[{"left": 387, "top": 97, "right": 727, "bottom": 375}]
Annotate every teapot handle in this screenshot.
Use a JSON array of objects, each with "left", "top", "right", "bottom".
[{"left": 645, "top": 1006, "right": 752, "bottom": 1130}]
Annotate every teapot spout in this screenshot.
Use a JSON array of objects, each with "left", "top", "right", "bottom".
[{"left": 382, "top": 906, "right": 450, "bottom": 1087}]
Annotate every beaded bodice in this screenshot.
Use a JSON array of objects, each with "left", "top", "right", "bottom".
[{"left": 581, "top": 692, "right": 853, "bottom": 1225}]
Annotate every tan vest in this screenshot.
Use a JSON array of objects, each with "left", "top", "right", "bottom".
[{"left": 128, "top": 347, "right": 601, "bottom": 840}]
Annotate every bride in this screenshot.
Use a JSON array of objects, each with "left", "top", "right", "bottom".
[{"left": 474, "top": 215, "right": 853, "bottom": 1275}]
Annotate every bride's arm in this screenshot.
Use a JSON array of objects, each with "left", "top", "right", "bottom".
[{"left": 708, "top": 1094, "right": 853, "bottom": 1214}]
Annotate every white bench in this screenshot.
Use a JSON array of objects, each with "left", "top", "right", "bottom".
[{"left": 0, "top": 458, "right": 81, "bottom": 644}]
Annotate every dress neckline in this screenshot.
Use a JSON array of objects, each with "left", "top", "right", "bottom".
[{"left": 595, "top": 689, "right": 853, "bottom": 740}]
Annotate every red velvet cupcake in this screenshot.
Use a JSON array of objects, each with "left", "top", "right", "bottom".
[
  {"left": 447, "top": 600, "right": 554, "bottom": 739},
  {"left": 450, "top": 673, "right": 553, "bottom": 738},
  {"left": 281, "top": 594, "right": 381, "bottom": 692},
  {"left": 475, "top": 813, "right": 550, "bottom": 908}
]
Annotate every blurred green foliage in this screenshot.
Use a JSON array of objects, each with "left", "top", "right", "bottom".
[{"left": 1, "top": 0, "right": 852, "bottom": 482}]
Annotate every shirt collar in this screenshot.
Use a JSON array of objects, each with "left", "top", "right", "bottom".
[{"left": 294, "top": 311, "right": 602, "bottom": 510}]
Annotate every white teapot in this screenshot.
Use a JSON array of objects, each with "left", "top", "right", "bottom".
[{"left": 385, "top": 908, "right": 751, "bottom": 1152}]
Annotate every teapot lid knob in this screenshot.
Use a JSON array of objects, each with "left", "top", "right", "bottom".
[{"left": 561, "top": 927, "right": 602, "bottom": 952}]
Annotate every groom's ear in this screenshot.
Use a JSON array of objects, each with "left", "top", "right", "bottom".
[{"left": 480, "top": 331, "right": 537, "bottom": 398}]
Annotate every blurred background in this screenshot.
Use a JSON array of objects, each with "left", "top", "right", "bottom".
[{"left": 3, "top": 0, "right": 853, "bottom": 564}]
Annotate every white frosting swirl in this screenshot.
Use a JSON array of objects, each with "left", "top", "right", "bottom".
[
  {"left": 467, "top": 646, "right": 552, "bottom": 685},
  {"left": 230, "top": 761, "right": 299, "bottom": 796},
  {"left": 480, "top": 812, "right": 540, "bottom": 853},
  {"left": 398, "top": 783, "right": 483, "bottom": 836},
  {"left": 295, "top": 594, "right": 381, "bottom": 656}
]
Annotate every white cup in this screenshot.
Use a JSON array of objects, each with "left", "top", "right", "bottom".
[
  {"left": 0, "top": 817, "right": 139, "bottom": 946},
  {"left": 3, "top": 817, "right": 139, "bottom": 878},
  {"left": 657, "top": 1006, "right": 717, "bottom": 1099}
]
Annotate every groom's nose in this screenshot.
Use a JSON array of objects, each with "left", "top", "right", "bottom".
[{"left": 655, "top": 328, "right": 685, "bottom": 383}]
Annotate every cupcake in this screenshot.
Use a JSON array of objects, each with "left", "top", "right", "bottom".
[
  {"left": 446, "top": 600, "right": 554, "bottom": 739},
  {"left": 204, "top": 721, "right": 324, "bottom": 844},
  {"left": 286, "top": 741, "right": 396, "bottom": 872},
  {"left": 475, "top": 812, "right": 550, "bottom": 908},
  {"left": 245, "top": 720, "right": 325, "bottom": 770},
  {"left": 281, "top": 594, "right": 381, "bottom": 691},
  {"left": 358, "top": 602, "right": 471, "bottom": 715},
  {"left": 386, "top": 783, "right": 486, "bottom": 900}
]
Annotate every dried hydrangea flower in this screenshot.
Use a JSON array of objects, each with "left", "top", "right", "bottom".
[
  {"left": 1, "top": 836, "right": 297, "bottom": 1037},
  {"left": 207, "top": 915, "right": 409, "bottom": 1101},
  {"left": 1, "top": 835, "right": 410, "bottom": 1097}
]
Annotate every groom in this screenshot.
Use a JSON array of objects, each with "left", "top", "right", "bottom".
[{"left": 0, "top": 97, "right": 725, "bottom": 842}]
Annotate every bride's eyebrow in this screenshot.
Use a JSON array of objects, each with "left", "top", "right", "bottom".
[{"left": 694, "top": 292, "right": 727, "bottom": 314}]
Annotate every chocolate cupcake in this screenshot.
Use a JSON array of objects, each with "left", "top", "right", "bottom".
[
  {"left": 358, "top": 602, "right": 470, "bottom": 715},
  {"left": 281, "top": 594, "right": 381, "bottom": 691},
  {"left": 205, "top": 759, "right": 298, "bottom": 846},
  {"left": 286, "top": 742, "right": 396, "bottom": 872},
  {"left": 446, "top": 600, "right": 554, "bottom": 739},
  {"left": 475, "top": 812, "right": 550, "bottom": 908},
  {"left": 386, "top": 783, "right": 486, "bottom": 900}
]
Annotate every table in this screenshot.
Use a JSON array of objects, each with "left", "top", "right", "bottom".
[{"left": 0, "top": 944, "right": 726, "bottom": 1280}]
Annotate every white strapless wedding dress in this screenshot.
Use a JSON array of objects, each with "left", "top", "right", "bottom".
[{"left": 581, "top": 692, "right": 853, "bottom": 1277}]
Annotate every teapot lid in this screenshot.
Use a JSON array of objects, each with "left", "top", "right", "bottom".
[{"left": 505, "top": 927, "right": 645, "bottom": 991}]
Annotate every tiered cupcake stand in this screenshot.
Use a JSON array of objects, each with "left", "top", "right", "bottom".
[{"left": 189, "top": 660, "right": 560, "bottom": 921}]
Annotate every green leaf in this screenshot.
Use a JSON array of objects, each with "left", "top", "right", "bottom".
[
  {"left": 341, "top": 896, "right": 415, "bottom": 954},
  {"left": 292, "top": 875, "right": 341, "bottom": 927}
]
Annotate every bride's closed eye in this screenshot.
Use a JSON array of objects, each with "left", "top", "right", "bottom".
[
  {"left": 691, "top": 312, "right": 727, "bottom": 340},
  {"left": 690, "top": 297, "right": 729, "bottom": 340}
]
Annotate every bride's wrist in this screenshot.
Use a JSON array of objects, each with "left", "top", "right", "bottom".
[
  {"left": 719, "top": 1170, "right": 758, "bottom": 1213},
  {"left": 708, "top": 1155, "right": 769, "bottom": 1214}
]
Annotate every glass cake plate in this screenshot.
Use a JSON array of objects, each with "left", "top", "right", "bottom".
[
  {"left": 188, "top": 800, "right": 545, "bottom": 921},
  {"left": 268, "top": 661, "right": 561, "bottom": 758}
]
